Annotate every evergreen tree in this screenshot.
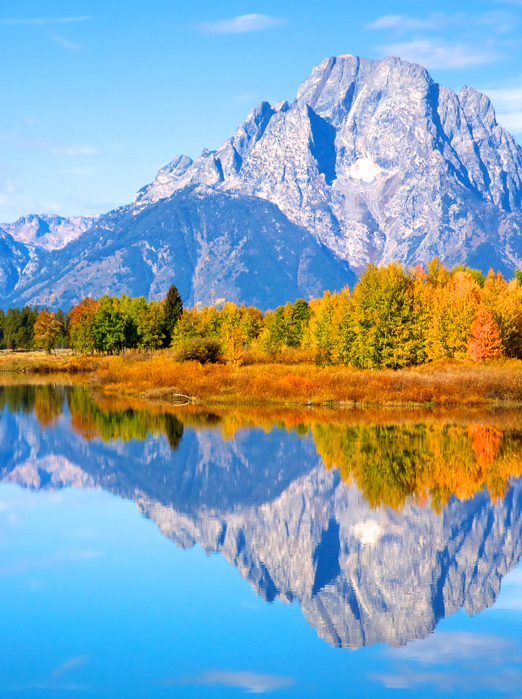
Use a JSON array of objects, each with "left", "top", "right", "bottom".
[{"left": 163, "top": 284, "right": 183, "bottom": 347}]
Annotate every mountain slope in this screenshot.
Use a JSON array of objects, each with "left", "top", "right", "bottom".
[{"left": 5, "top": 185, "right": 355, "bottom": 309}]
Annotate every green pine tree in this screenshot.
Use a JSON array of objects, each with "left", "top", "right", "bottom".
[{"left": 163, "top": 285, "right": 183, "bottom": 347}]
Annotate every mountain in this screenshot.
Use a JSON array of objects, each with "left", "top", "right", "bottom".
[
  {"left": 3, "top": 53, "right": 522, "bottom": 307},
  {"left": 2, "top": 186, "right": 355, "bottom": 309},
  {"left": 0, "top": 214, "right": 99, "bottom": 301},
  {"left": 0, "top": 214, "right": 99, "bottom": 251},
  {"left": 2, "top": 384, "right": 522, "bottom": 649},
  {"left": 135, "top": 55, "right": 522, "bottom": 277}
]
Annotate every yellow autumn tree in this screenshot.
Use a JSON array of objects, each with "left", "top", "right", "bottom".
[{"left": 33, "top": 309, "right": 63, "bottom": 353}]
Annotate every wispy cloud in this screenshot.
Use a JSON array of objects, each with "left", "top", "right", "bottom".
[
  {"left": 52, "top": 145, "right": 100, "bottom": 156},
  {"left": 388, "top": 632, "right": 513, "bottom": 664},
  {"left": 60, "top": 167, "right": 95, "bottom": 176},
  {"left": 233, "top": 92, "right": 258, "bottom": 103},
  {"left": 482, "top": 86, "right": 522, "bottom": 110},
  {"left": 50, "top": 656, "right": 89, "bottom": 681},
  {"left": 480, "top": 85, "right": 522, "bottom": 133},
  {"left": 198, "top": 14, "right": 286, "bottom": 35},
  {"left": 3, "top": 655, "right": 91, "bottom": 693},
  {"left": 47, "top": 33, "right": 82, "bottom": 51},
  {"left": 0, "top": 16, "right": 89, "bottom": 51},
  {"left": 367, "top": 13, "right": 457, "bottom": 31},
  {"left": 164, "top": 670, "right": 294, "bottom": 694},
  {"left": 367, "top": 11, "right": 516, "bottom": 35},
  {"left": 0, "top": 16, "right": 89, "bottom": 25},
  {"left": 379, "top": 39, "right": 500, "bottom": 69},
  {"left": 371, "top": 632, "right": 522, "bottom": 693},
  {"left": 0, "top": 131, "right": 100, "bottom": 157}
]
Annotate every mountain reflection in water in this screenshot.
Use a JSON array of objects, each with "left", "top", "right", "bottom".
[{"left": 2, "top": 383, "right": 522, "bottom": 649}]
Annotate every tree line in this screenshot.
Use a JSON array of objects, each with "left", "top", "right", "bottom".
[{"left": 2, "top": 258, "right": 522, "bottom": 366}]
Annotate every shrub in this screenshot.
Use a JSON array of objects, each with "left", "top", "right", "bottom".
[{"left": 175, "top": 337, "right": 222, "bottom": 364}]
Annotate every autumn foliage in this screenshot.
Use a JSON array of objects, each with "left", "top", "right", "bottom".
[
  {"left": 467, "top": 308, "right": 503, "bottom": 362},
  {"left": 59, "top": 258, "right": 522, "bottom": 370}
]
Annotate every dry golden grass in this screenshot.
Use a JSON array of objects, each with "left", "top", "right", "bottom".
[
  {"left": 89, "top": 353, "right": 522, "bottom": 406},
  {"left": 0, "top": 349, "right": 96, "bottom": 374},
  {"left": 4, "top": 350, "right": 522, "bottom": 407}
]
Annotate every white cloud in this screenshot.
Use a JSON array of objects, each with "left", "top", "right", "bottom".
[
  {"left": 198, "top": 14, "right": 286, "bottom": 35},
  {"left": 169, "top": 670, "right": 294, "bottom": 693},
  {"left": 380, "top": 39, "right": 499, "bottom": 69}
]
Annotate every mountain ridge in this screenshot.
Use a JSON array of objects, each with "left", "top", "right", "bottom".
[{"left": 3, "top": 53, "right": 522, "bottom": 308}]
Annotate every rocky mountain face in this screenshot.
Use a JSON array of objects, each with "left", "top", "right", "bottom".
[
  {"left": 4, "top": 54, "right": 522, "bottom": 308},
  {"left": 2, "top": 385, "right": 522, "bottom": 649},
  {"left": 135, "top": 55, "right": 522, "bottom": 277},
  {"left": 0, "top": 214, "right": 99, "bottom": 251}
]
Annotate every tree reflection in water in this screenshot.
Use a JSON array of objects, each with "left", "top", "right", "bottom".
[{"left": 2, "top": 383, "right": 522, "bottom": 512}]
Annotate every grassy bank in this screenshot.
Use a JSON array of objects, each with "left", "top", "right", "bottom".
[
  {"left": 0, "top": 350, "right": 95, "bottom": 374},
  {"left": 2, "top": 350, "right": 522, "bottom": 406}
]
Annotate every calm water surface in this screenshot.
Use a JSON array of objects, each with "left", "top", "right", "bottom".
[{"left": 1, "top": 383, "right": 522, "bottom": 697}]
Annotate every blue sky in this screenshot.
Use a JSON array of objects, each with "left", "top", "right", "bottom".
[{"left": 1, "top": 0, "right": 522, "bottom": 222}]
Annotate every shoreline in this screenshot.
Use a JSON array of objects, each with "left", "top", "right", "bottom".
[{"left": 1, "top": 350, "right": 522, "bottom": 409}]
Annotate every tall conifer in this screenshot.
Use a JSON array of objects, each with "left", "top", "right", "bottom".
[{"left": 163, "top": 285, "right": 183, "bottom": 347}]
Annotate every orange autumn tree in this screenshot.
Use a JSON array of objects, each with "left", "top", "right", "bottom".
[
  {"left": 467, "top": 308, "right": 503, "bottom": 363},
  {"left": 68, "top": 297, "right": 100, "bottom": 354}
]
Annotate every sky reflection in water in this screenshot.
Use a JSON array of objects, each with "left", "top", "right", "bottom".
[{"left": 1, "top": 384, "right": 522, "bottom": 697}]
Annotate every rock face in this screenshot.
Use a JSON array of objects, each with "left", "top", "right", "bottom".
[
  {"left": 1, "top": 214, "right": 99, "bottom": 251},
  {"left": 135, "top": 56, "right": 522, "bottom": 277},
  {"left": 2, "top": 385, "right": 522, "bottom": 649}
]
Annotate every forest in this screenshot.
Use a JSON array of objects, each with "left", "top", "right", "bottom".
[{"left": 2, "top": 258, "right": 522, "bottom": 368}]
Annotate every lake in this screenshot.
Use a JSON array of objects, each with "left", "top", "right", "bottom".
[{"left": 1, "top": 382, "right": 522, "bottom": 697}]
